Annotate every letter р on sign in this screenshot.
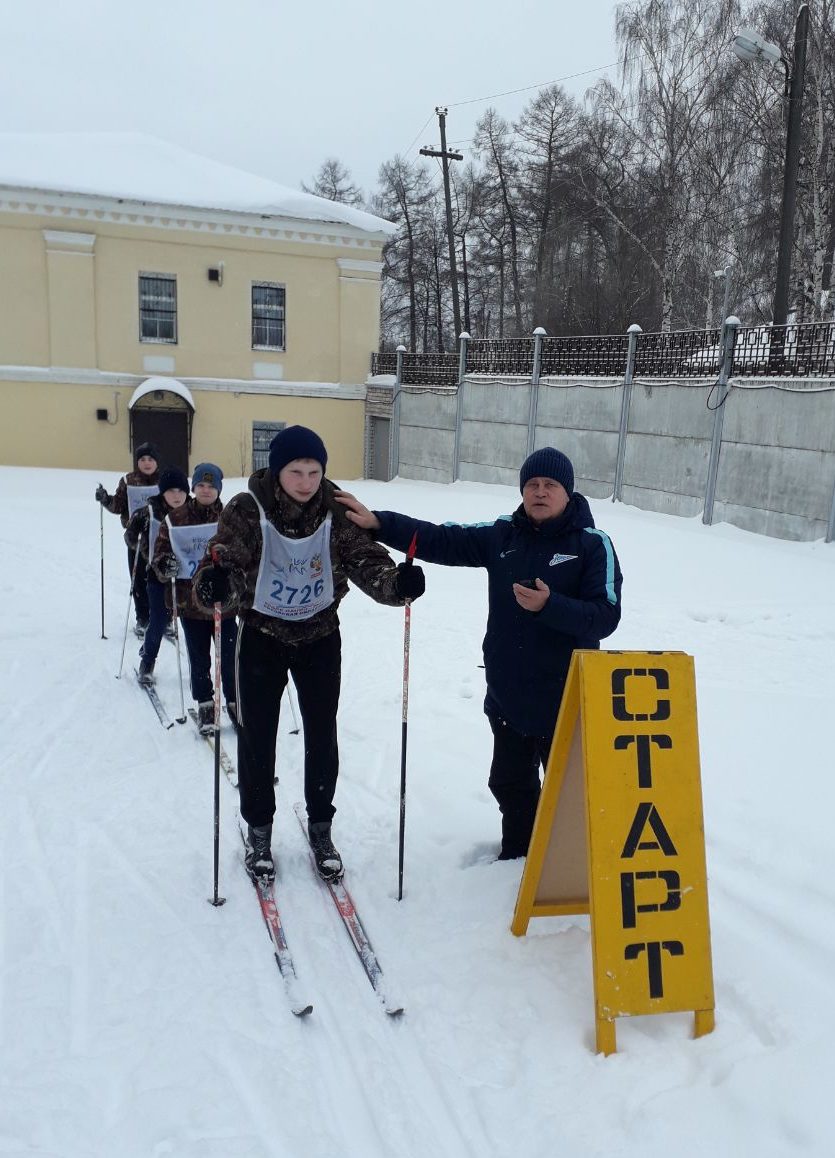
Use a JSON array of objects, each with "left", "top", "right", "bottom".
[{"left": 511, "top": 651, "right": 715, "bottom": 1056}]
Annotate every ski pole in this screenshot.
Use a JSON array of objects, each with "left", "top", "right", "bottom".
[
  {"left": 116, "top": 542, "right": 141, "bottom": 679},
  {"left": 170, "top": 575, "right": 188, "bottom": 724},
  {"left": 100, "top": 502, "right": 107, "bottom": 640},
  {"left": 398, "top": 531, "right": 418, "bottom": 902},
  {"left": 285, "top": 679, "right": 300, "bottom": 735},
  {"left": 209, "top": 548, "right": 226, "bottom": 907}
]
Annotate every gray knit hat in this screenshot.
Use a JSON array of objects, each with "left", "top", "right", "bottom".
[{"left": 519, "top": 447, "right": 574, "bottom": 494}]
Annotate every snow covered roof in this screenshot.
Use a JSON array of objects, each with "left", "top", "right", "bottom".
[
  {"left": 129, "top": 377, "right": 195, "bottom": 410},
  {"left": 0, "top": 132, "right": 395, "bottom": 237}
]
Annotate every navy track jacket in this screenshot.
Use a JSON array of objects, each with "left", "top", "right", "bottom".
[{"left": 374, "top": 493, "right": 622, "bottom": 738}]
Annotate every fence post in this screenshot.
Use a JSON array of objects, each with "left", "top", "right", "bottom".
[
  {"left": 527, "top": 327, "right": 547, "bottom": 456},
  {"left": 390, "top": 344, "right": 406, "bottom": 480},
  {"left": 826, "top": 472, "right": 835, "bottom": 543},
  {"left": 452, "top": 331, "right": 470, "bottom": 481},
  {"left": 703, "top": 315, "right": 740, "bottom": 526},
  {"left": 612, "top": 324, "right": 642, "bottom": 502}
]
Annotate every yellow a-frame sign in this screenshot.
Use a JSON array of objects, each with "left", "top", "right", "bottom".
[{"left": 511, "top": 651, "right": 715, "bottom": 1055}]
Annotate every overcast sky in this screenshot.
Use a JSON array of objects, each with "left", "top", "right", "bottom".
[{"left": 1, "top": 0, "right": 620, "bottom": 198}]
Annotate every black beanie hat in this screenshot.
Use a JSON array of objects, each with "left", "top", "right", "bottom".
[
  {"left": 519, "top": 447, "right": 574, "bottom": 495},
  {"left": 134, "top": 442, "right": 160, "bottom": 466},
  {"left": 268, "top": 425, "right": 328, "bottom": 477},
  {"left": 158, "top": 467, "right": 190, "bottom": 495}
]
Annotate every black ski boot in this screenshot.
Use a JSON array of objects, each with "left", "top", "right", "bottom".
[
  {"left": 245, "top": 824, "right": 275, "bottom": 882},
  {"left": 197, "top": 700, "right": 214, "bottom": 735},
  {"left": 308, "top": 821, "right": 343, "bottom": 882},
  {"left": 137, "top": 653, "right": 155, "bottom": 686},
  {"left": 134, "top": 617, "right": 149, "bottom": 639}
]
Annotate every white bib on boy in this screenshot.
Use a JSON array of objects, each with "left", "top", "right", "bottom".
[
  {"left": 127, "top": 483, "right": 159, "bottom": 517},
  {"left": 250, "top": 492, "right": 334, "bottom": 620},
  {"left": 166, "top": 517, "right": 218, "bottom": 580}
]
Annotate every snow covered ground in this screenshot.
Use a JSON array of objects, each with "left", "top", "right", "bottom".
[{"left": 1, "top": 465, "right": 834, "bottom": 1158}]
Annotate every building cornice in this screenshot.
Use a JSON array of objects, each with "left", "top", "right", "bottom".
[
  {"left": 0, "top": 364, "right": 366, "bottom": 400},
  {"left": 0, "top": 185, "right": 387, "bottom": 251}
]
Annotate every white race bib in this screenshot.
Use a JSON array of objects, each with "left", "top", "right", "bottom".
[
  {"left": 166, "top": 517, "right": 218, "bottom": 580},
  {"left": 127, "top": 483, "right": 159, "bottom": 517},
  {"left": 250, "top": 492, "right": 334, "bottom": 620}
]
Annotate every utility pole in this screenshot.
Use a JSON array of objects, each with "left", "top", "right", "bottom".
[
  {"left": 420, "top": 107, "right": 463, "bottom": 346},
  {"left": 772, "top": 3, "right": 809, "bottom": 328}
]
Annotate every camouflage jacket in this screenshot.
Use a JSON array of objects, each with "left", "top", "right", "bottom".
[
  {"left": 124, "top": 494, "right": 170, "bottom": 563},
  {"left": 104, "top": 470, "right": 160, "bottom": 528},
  {"left": 152, "top": 497, "right": 230, "bottom": 620},
  {"left": 193, "top": 471, "right": 406, "bottom": 644}
]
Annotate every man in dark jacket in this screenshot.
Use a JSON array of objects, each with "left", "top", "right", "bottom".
[{"left": 336, "top": 447, "right": 623, "bottom": 860}]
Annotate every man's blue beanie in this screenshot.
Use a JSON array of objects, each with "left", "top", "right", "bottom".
[
  {"left": 519, "top": 447, "right": 574, "bottom": 495},
  {"left": 268, "top": 426, "right": 328, "bottom": 477},
  {"left": 191, "top": 462, "right": 223, "bottom": 495}
]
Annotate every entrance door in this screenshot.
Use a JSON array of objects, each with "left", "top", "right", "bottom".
[
  {"left": 368, "top": 416, "right": 391, "bottom": 481},
  {"left": 131, "top": 410, "right": 189, "bottom": 472}
]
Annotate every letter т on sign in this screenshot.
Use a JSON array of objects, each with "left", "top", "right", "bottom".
[{"left": 511, "top": 651, "right": 715, "bottom": 1055}]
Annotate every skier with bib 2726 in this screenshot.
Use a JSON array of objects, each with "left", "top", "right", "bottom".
[
  {"left": 335, "top": 447, "right": 623, "bottom": 862},
  {"left": 192, "top": 426, "right": 426, "bottom": 884}
]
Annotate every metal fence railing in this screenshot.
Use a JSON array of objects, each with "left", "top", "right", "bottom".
[{"left": 371, "top": 320, "right": 835, "bottom": 383}]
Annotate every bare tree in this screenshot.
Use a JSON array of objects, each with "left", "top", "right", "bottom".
[{"left": 302, "top": 158, "right": 365, "bottom": 206}]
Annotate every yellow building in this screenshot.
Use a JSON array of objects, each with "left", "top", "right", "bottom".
[{"left": 0, "top": 132, "right": 394, "bottom": 478}]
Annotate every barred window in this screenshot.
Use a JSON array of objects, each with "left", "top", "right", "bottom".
[
  {"left": 252, "top": 283, "right": 286, "bottom": 350},
  {"left": 139, "top": 274, "right": 177, "bottom": 343},
  {"left": 252, "top": 420, "right": 286, "bottom": 471}
]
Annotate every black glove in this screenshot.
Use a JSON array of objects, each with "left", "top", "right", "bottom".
[
  {"left": 95, "top": 484, "right": 109, "bottom": 504},
  {"left": 395, "top": 562, "right": 426, "bottom": 601},
  {"left": 158, "top": 555, "right": 180, "bottom": 580},
  {"left": 195, "top": 564, "right": 231, "bottom": 605}
]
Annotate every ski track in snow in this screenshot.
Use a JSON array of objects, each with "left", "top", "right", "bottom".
[{"left": 1, "top": 467, "right": 835, "bottom": 1157}]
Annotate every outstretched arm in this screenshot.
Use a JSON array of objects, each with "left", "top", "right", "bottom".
[{"left": 334, "top": 489, "right": 491, "bottom": 568}]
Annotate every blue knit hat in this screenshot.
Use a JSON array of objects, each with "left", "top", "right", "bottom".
[
  {"left": 519, "top": 447, "right": 574, "bottom": 495},
  {"left": 158, "top": 467, "right": 190, "bottom": 495},
  {"left": 268, "top": 425, "right": 328, "bottom": 477},
  {"left": 191, "top": 462, "right": 223, "bottom": 495}
]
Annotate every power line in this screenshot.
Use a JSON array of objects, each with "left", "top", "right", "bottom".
[
  {"left": 447, "top": 61, "right": 621, "bottom": 108},
  {"left": 403, "top": 112, "right": 437, "bottom": 160}
]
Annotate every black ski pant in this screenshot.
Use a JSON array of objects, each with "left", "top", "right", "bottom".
[
  {"left": 236, "top": 623, "right": 341, "bottom": 830},
  {"left": 487, "top": 714, "right": 551, "bottom": 857},
  {"left": 128, "top": 545, "right": 150, "bottom": 624},
  {"left": 180, "top": 615, "right": 238, "bottom": 704},
  {"left": 141, "top": 575, "right": 168, "bottom": 664}
]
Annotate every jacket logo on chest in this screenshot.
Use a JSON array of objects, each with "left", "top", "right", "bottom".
[{"left": 549, "top": 553, "right": 578, "bottom": 566}]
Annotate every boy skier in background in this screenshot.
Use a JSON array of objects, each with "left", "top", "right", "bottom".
[
  {"left": 153, "top": 463, "right": 237, "bottom": 732},
  {"left": 96, "top": 442, "right": 160, "bottom": 634},
  {"left": 124, "top": 467, "right": 189, "bottom": 685}
]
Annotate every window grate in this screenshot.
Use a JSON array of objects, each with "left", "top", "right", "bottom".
[
  {"left": 139, "top": 274, "right": 177, "bottom": 343},
  {"left": 252, "top": 420, "right": 286, "bottom": 471},
  {"left": 252, "top": 283, "right": 286, "bottom": 350}
]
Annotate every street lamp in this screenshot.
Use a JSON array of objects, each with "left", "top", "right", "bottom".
[
  {"left": 731, "top": 4, "right": 809, "bottom": 328},
  {"left": 713, "top": 267, "right": 732, "bottom": 327}
]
